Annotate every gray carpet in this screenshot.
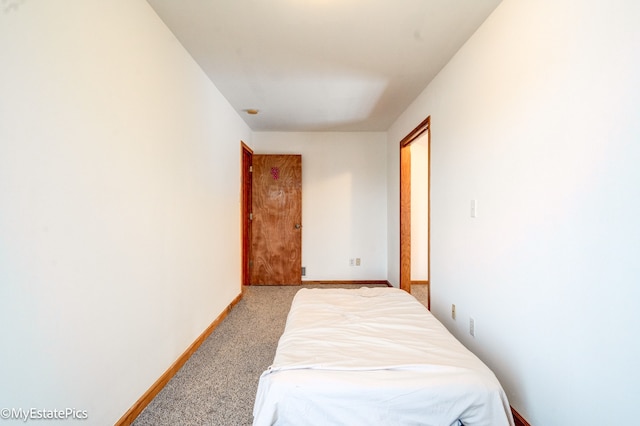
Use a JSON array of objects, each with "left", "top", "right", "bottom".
[{"left": 133, "top": 283, "right": 428, "bottom": 426}]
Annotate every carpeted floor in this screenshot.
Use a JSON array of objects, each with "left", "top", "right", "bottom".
[{"left": 132, "top": 283, "right": 428, "bottom": 426}]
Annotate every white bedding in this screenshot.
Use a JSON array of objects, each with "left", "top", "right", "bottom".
[{"left": 253, "top": 287, "right": 514, "bottom": 426}]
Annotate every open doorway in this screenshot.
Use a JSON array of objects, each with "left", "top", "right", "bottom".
[{"left": 400, "top": 116, "right": 430, "bottom": 309}]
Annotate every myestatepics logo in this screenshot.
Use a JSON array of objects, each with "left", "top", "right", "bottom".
[{"left": 0, "top": 408, "right": 88, "bottom": 422}]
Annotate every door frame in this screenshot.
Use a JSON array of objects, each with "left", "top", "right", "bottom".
[
  {"left": 400, "top": 116, "right": 431, "bottom": 309},
  {"left": 241, "top": 141, "right": 253, "bottom": 286}
]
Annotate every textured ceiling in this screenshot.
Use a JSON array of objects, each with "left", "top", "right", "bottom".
[{"left": 147, "top": 0, "right": 502, "bottom": 131}]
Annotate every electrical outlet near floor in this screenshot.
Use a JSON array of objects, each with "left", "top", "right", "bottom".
[
  {"left": 451, "top": 304, "right": 456, "bottom": 320},
  {"left": 355, "top": 258, "right": 361, "bottom": 266}
]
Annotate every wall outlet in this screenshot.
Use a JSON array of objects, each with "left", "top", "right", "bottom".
[
  {"left": 451, "top": 304, "right": 456, "bottom": 320},
  {"left": 301, "top": 266, "right": 306, "bottom": 277},
  {"left": 349, "top": 258, "right": 355, "bottom": 266},
  {"left": 355, "top": 258, "right": 361, "bottom": 266},
  {"left": 469, "top": 317, "right": 475, "bottom": 337}
]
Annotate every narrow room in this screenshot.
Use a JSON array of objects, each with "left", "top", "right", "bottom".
[{"left": 1, "top": 1, "right": 639, "bottom": 425}]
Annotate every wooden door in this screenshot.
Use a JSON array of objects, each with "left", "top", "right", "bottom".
[{"left": 250, "top": 155, "right": 302, "bottom": 285}]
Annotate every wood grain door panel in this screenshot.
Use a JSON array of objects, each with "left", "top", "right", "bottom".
[{"left": 251, "top": 155, "right": 302, "bottom": 285}]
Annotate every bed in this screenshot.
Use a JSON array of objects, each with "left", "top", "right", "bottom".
[{"left": 253, "top": 287, "right": 514, "bottom": 426}]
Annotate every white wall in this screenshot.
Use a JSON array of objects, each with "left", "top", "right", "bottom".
[
  {"left": 410, "top": 136, "right": 429, "bottom": 280},
  {"left": 386, "top": 133, "right": 401, "bottom": 287},
  {"left": 253, "top": 132, "right": 387, "bottom": 281},
  {"left": 388, "top": 0, "right": 640, "bottom": 424},
  {"left": 0, "top": 1, "right": 251, "bottom": 424}
]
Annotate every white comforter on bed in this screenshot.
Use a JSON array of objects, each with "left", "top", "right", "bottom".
[{"left": 253, "top": 287, "right": 514, "bottom": 426}]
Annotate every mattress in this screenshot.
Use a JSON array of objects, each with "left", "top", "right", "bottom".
[{"left": 253, "top": 287, "right": 514, "bottom": 426}]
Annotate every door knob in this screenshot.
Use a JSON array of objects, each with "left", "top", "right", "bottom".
[{"left": 295, "top": 223, "right": 301, "bottom": 229}]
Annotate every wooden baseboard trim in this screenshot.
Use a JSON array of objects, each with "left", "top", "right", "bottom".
[
  {"left": 511, "top": 406, "right": 530, "bottom": 426},
  {"left": 411, "top": 280, "right": 429, "bottom": 285},
  {"left": 302, "top": 280, "right": 392, "bottom": 287},
  {"left": 115, "top": 292, "right": 244, "bottom": 426}
]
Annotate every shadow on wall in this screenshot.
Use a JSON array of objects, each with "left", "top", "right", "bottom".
[{"left": 4, "top": 0, "right": 27, "bottom": 14}]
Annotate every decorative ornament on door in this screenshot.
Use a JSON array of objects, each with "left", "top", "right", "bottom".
[{"left": 271, "top": 167, "right": 280, "bottom": 180}]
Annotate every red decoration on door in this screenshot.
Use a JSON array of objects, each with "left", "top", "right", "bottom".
[{"left": 271, "top": 167, "right": 280, "bottom": 180}]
